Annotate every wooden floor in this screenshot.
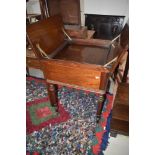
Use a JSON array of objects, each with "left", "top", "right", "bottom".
[{"left": 111, "top": 83, "right": 129, "bottom": 135}]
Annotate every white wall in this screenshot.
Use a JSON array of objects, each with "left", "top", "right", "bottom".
[
  {"left": 26, "top": 0, "right": 41, "bottom": 14},
  {"left": 80, "top": 0, "right": 85, "bottom": 26},
  {"left": 82, "top": 0, "right": 129, "bottom": 26},
  {"left": 84, "top": 0, "right": 128, "bottom": 16}
]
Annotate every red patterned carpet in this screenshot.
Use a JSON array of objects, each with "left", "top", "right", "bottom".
[
  {"left": 26, "top": 77, "right": 113, "bottom": 155},
  {"left": 27, "top": 97, "right": 70, "bottom": 134}
]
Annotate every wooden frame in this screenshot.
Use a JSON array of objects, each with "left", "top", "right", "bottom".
[{"left": 41, "top": 59, "right": 110, "bottom": 93}]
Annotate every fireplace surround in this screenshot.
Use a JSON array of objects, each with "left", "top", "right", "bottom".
[{"left": 85, "top": 14, "right": 125, "bottom": 40}]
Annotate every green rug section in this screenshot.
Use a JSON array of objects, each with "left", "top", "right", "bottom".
[
  {"left": 91, "top": 137, "right": 98, "bottom": 146},
  {"left": 95, "top": 126, "right": 103, "bottom": 132},
  {"left": 27, "top": 101, "right": 58, "bottom": 125}
]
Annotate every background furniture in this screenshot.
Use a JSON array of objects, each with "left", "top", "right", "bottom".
[
  {"left": 111, "top": 23, "right": 129, "bottom": 135},
  {"left": 111, "top": 83, "right": 129, "bottom": 135},
  {"left": 39, "top": 0, "right": 81, "bottom": 25}
]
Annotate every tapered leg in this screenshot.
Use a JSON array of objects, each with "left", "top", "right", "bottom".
[
  {"left": 46, "top": 83, "right": 59, "bottom": 112},
  {"left": 26, "top": 67, "right": 30, "bottom": 76},
  {"left": 96, "top": 94, "right": 106, "bottom": 123}
]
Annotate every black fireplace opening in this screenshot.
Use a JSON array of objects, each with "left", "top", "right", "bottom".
[{"left": 85, "top": 14, "right": 125, "bottom": 40}]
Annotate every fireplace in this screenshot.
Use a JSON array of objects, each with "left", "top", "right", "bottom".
[{"left": 85, "top": 14, "right": 125, "bottom": 40}]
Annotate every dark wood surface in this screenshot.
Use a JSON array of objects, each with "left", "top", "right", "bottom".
[
  {"left": 26, "top": 57, "right": 41, "bottom": 69},
  {"left": 120, "top": 24, "right": 129, "bottom": 49},
  {"left": 40, "top": 0, "right": 81, "bottom": 25},
  {"left": 71, "top": 38, "right": 111, "bottom": 48},
  {"left": 65, "top": 27, "right": 88, "bottom": 39},
  {"left": 46, "top": 0, "right": 61, "bottom": 16},
  {"left": 46, "top": 83, "right": 59, "bottom": 112},
  {"left": 27, "top": 15, "right": 65, "bottom": 56},
  {"left": 59, "top": 0, "right": 81, "bottom": 25},
  {"left": 39, "top": 0, "right": 49, "bottom": 19},
  {"left": 111, "top": 118, "right": 129, "bottom": 135},
  {"left": 111, "top": 22, "right": 129, "bottom": 130},
  {"left": 114, "top": 83, "right": 129, "bottom": 106},
  {"left": 109, "top": 47, "right": 126, "bottom": 74},
  {"left": 54, "top": 44, "right": 110, "bottom": 66},
  {"left": 112, "top": 104, "right": 129, "bottom": 121},
  {"left": 111, "top": 83, "right": 129, "bottom": 135}
]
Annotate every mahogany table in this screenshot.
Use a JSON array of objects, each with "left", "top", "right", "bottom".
[{"left": 26, "top": 15, "right": 127, "bottom": 122}]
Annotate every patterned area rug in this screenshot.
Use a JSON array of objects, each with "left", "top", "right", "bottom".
[
  {"left": 27, "top": 97, "right": 70, "bottom": 134},
  {"left": 26, "top": 77, "right": 113, "bottom": 155}
]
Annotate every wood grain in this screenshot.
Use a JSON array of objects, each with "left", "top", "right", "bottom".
[
  {"left": 65, "top": 27, "right": 88, "bottom": 39},
  {"left": 59, "top": 0, "right": 81, "bottom": 25},
  {"left": 53, "top": 44, "right": 110, "bottom": 66},
  {"left": 109, "top": 47, "right": 127, "bottom": 74},
  {"left": 26, "top": 15, "right": 65, "bottom": 56},
  {"left": 26, "top": 57, "right": 41, "bottom": 69},
  {"left": 46, "top": 0, "right": 61, "bottom": 16},
  {"left": 46, "top": 83, "right": 59, "bottom": 111},
  {"left": 111, "top": 83, "right": 129, "bottom": 135},
  {"left": 71, "top": 38, "right": 111, "bottom": 48},
  {"left": 120, "top": 24, "right": 129, "bottom": 49},
  {"left": 41, "top": 59, "right": 109, "bottom": 91}
]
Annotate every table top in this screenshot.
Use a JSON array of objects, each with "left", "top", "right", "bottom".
[{"left": 54, "top": 44, "right": 109, "bottom": 66}]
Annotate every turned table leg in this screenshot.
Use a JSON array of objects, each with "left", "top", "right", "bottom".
[
  {"left": 26, "top": 67, "right": 30, "bottom": 76},
  {"left": 46, "top": 83, "right": 59, "bottom": 112},
  {"left": 96, "top": 94, "right": 106, "bottom": 123}
]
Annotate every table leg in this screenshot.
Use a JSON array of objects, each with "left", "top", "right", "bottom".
[
  {"left": 96, "top": 94, "right": 106, "bottom": 123},
  {"left": 46, "top": 83, "right": 59, "bottom": 112},
  {"left": 26, "top": 67, "right": 30, "bottom": 76}
]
